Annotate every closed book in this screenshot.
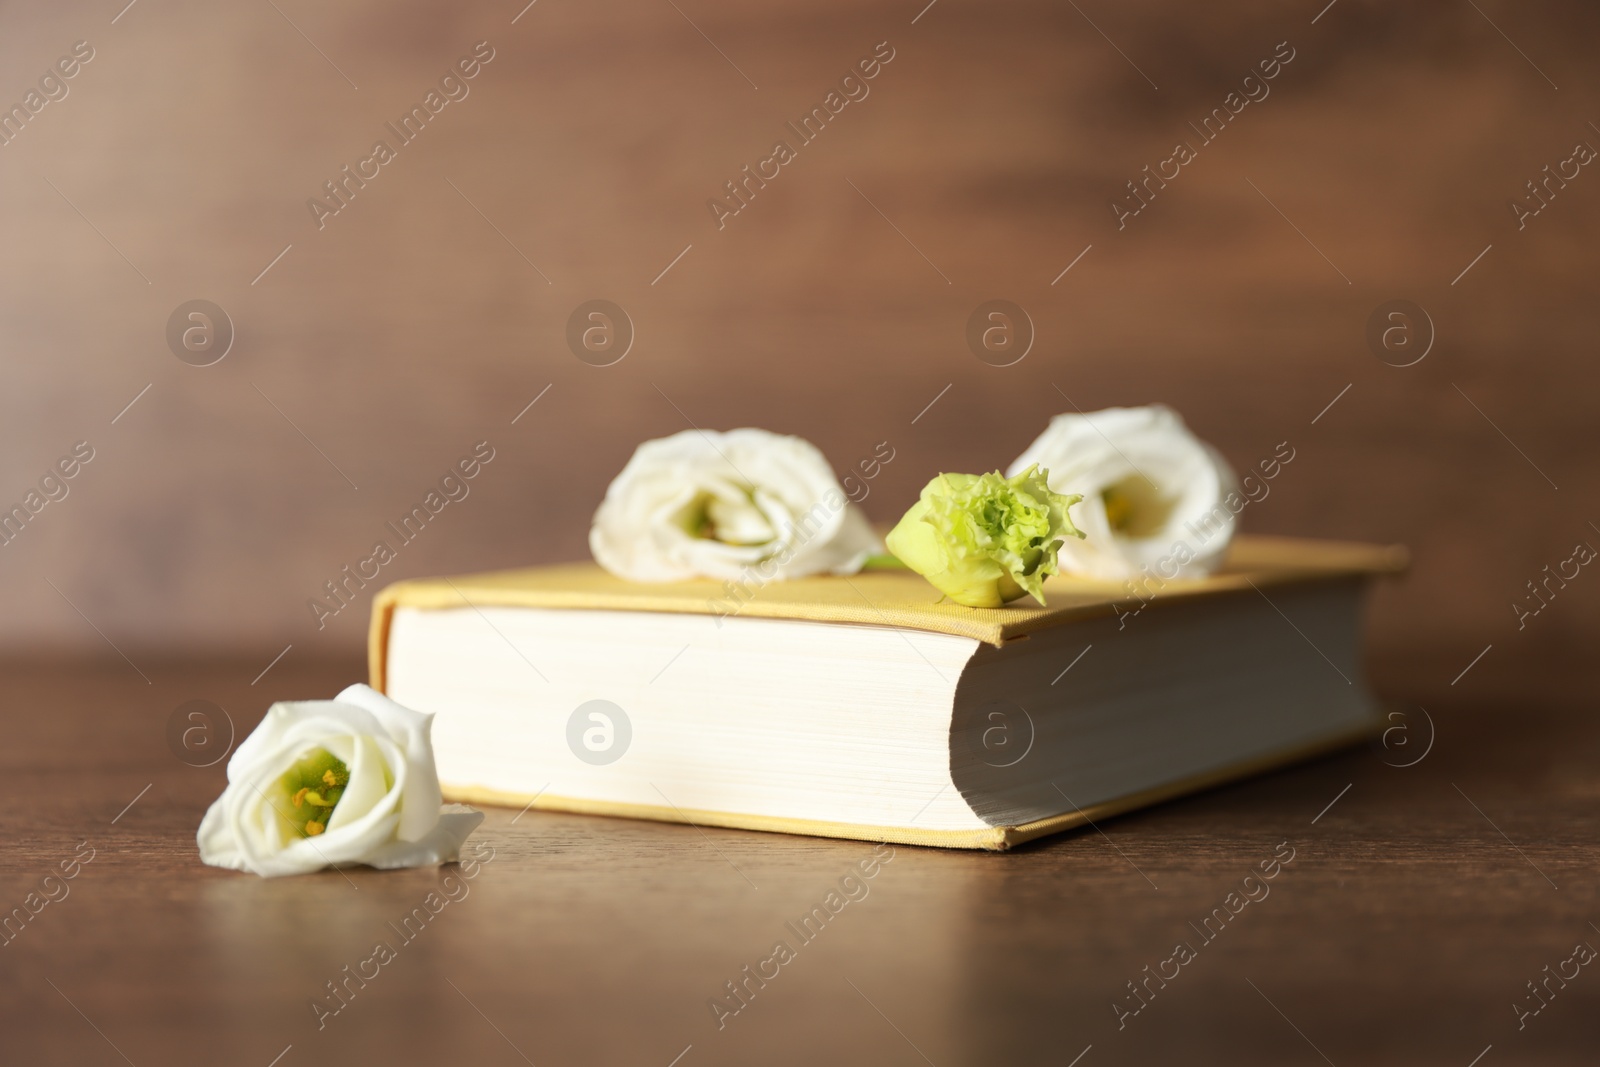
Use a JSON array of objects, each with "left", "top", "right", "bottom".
[{"left": 368, "top": 535, "right": 1405, "bottom": 850}]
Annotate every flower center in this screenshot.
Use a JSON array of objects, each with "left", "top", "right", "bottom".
[
  {"left": 1100, "top": 475, "right": 1175, "bottom": 539},
  {"left": 682, "top": 488, "right": 774, "bottom": 546},
  {"left": 281, "top": 748, "right": 350, "bottom": 838}
]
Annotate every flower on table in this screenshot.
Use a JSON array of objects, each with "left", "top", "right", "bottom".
[
  {"left": 885, "top": 466, "right": 1083, "bottom": 608},
  {"left": 197, "top": 684, "right": 482, "bottom": 878},
  {"left": 589, "top": 428, "right": 880, "bottom": 583},
  {"left": 1007, "top": 405, "right": 1238, "bottom": 581}
]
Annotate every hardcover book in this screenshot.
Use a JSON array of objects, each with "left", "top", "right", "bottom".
[{"left": 368, "top": 536, "right": 1404, "bottom": 850}]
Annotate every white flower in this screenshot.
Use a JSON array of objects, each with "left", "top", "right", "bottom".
[
  {"left": 197, "top": 684, "right": 482, "bottom": 878},
  {"left": 1006, "top": 405, "right": 1238, "bottom": 580},
  {"left": 590, "top": 428, "right": 880, "bottom": 582}
]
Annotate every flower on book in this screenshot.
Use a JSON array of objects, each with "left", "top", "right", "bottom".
[
  {"left": 885, "top": 466, "right": 1083, "bottom": 608},
  {"left": 1007, "top": 405, "right": 1238, "bottom": 581},
  {"left": 589, "top": 428, "right": 881, "bottom": 583},
  {"left": 197, "top": 684, "right": 482, "bottom": 878}
]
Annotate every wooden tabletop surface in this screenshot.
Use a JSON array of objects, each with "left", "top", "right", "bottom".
[{"left": 1, "top": 654, "right": 1594, "bottom": 1066}]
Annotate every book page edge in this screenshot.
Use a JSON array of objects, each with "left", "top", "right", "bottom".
[{"left": 437, "top": 719, "right": 1370, "bottom": 853}]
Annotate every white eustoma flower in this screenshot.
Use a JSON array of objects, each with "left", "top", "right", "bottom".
[
  {"left": 198, "top": 684, "right": 482, "bottom": 878},
  {"left": 1006, "top": 405, "right": 1238, "bottom": 580},
  {"left": 590, "top": 428, "right": 880, "bottom": 582}
]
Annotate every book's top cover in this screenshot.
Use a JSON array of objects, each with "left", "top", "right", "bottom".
[{"left": 368, "top": 535, "right": 1406, "bottom": 691}]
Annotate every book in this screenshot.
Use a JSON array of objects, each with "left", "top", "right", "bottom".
[{"left": 368, "top": 536, "right": 1405, "bottom": 850}]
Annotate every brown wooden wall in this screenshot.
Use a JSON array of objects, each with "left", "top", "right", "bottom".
[{"left": 2, "top": 0, "right": 1597, "bottom": 670}]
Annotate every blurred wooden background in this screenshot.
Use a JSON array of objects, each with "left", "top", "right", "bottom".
[{"left": 1, "top": 0, "right": 1597, "bottom": 671}]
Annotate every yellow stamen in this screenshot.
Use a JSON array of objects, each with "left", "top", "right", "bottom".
[
  {"left": 305, "top": 820, "right": 325, "bottom": 836},
  {"left": 292, "top": 787, "right": 309, "bottom": 808},
  {"left": 322, "top": 769, "right": 338, "bottom": 787},
  {"left": 1102, "top": 487, "right": 1133, "bottom": 533}
]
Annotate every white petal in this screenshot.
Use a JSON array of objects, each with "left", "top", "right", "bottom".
[
  {"left": 334, "top": 683, "right": 445, "bottom": 842},
  {"left": 1009, "top": 405, "right": 1239, "bottom": 579},
  {"left": 196, "top": 689, "right": 480, "bottom": 878},
  {"left": 590, "top": 427, "right": 882, "bottom": 583},
  {"left": 363, "top": 807, "right": 485, "bottom": 870}
]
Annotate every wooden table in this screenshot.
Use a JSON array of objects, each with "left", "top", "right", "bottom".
[{"left": 1, "top": 655, "right": 1594, "bottom": 1065}]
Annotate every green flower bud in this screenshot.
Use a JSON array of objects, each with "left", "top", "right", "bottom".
[{"left": 885, "top": 465, "right": 1084, "bottom": 607}]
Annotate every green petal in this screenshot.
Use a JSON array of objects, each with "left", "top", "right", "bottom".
[{"left": 887, "top": 465, "right": 1084, "bottom": 607}]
